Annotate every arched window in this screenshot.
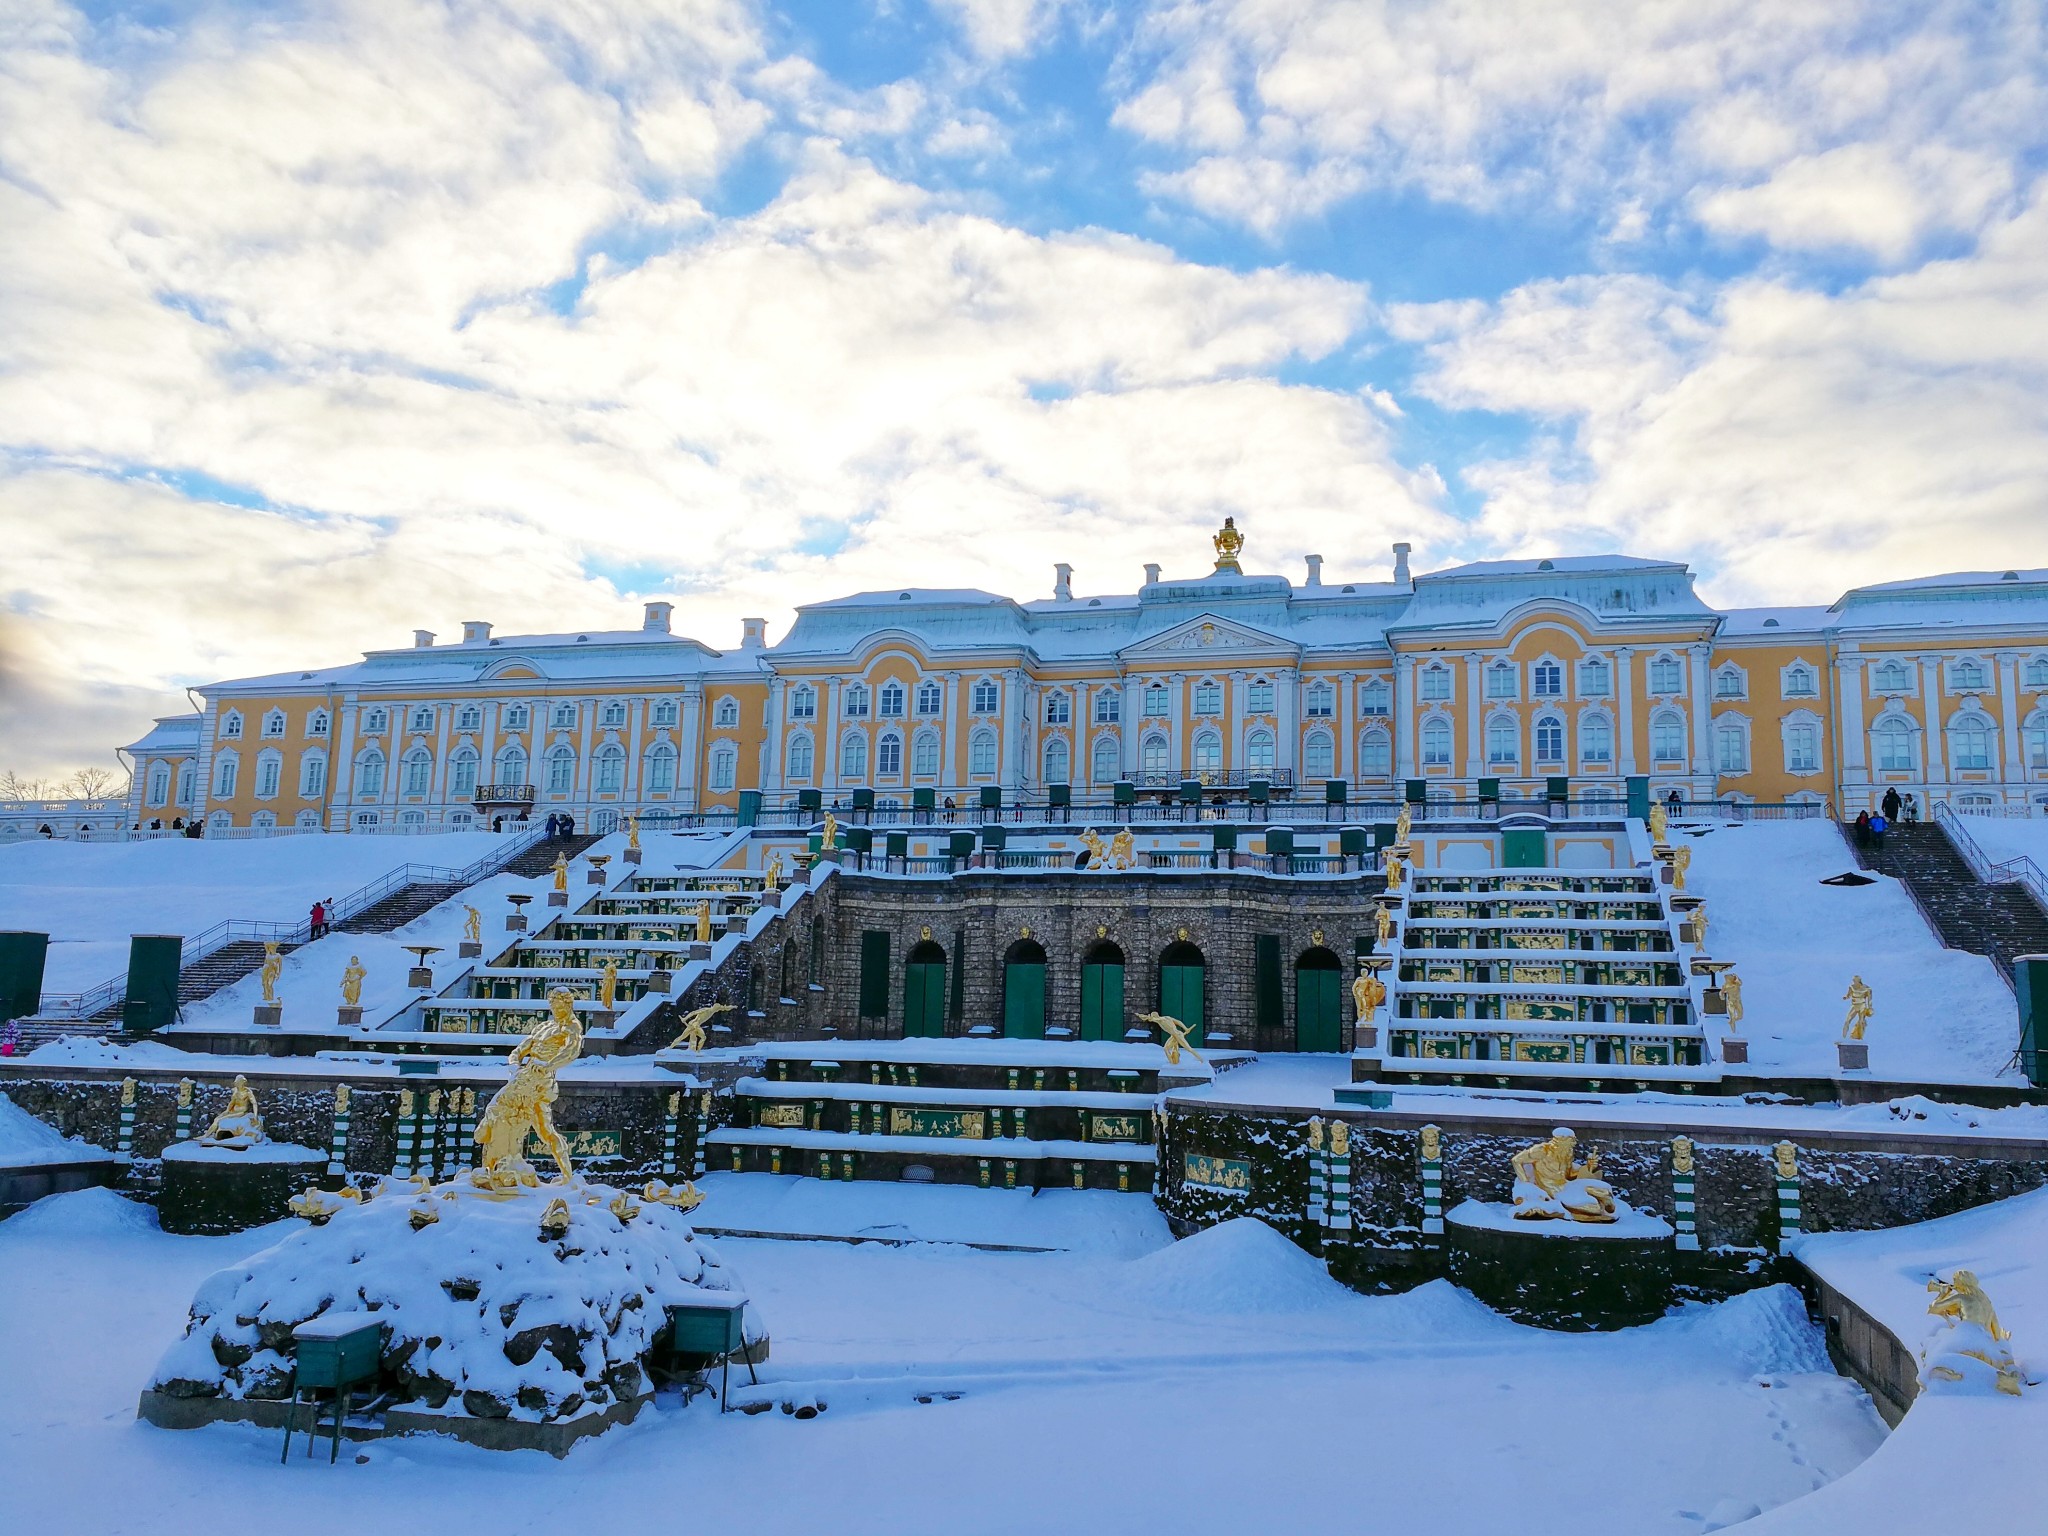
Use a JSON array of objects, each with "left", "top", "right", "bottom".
[
  {"left": 969, "top": 730, "right": 998, "bottom": 775},
  {"left": 1191, "top": 731, "right": 1222, "bottom": 773},
  {"left": 593, "top": 744, "right": 625, "bottom": 793},
  {"left": 449, "top": 747, "right": 478, "bottom": 797},
  {"left": 1487, "top": 716, "right": 1518, "bottom": 766},
  {"left": 2025, "top": 658, "right": 2048, "bottom": 689},
  {"left": 877, "top": 733, "right": 903, "bottom": 777},
  {"left": 496, "top": 745, "right": 527, "bottom": 786},
  {"left": 1044, "top": 691, "right": 1072, "bottom": 725},
  {"left": 306, "top": 709, "right": 330, "bottom": 737},
  {"left": 1359, "top": 729, "right": 1391, "bottom": 776},
  {"left": 1141, "top": 734, "right": 1168, "bottom": 772},
  {"left": 148, "top": 763, "right": 171, "bottom": 804},
  {"left": 840, "top": 733, "right": 869, "bottom": 778},
  {"left": 551, "top": 703, "right": 577, "bottom": 729},
  {"left": 1304, "top": 731, "right": 1334, "bottom": 778},
  {"left": 1951, "top": 714, "right": 1994, "bottom": 771},
  {"left": 1783, "top": 718, "right": 1820, "bottom": 773},
  {"left": 1246, "top": 729, "right": 1276, "bottom": 775},
  {"left": 1304, "top": 681, "right": 1334, "bottom": 718},
  {"left": 1420, "top": 665, "right": 1451, "bottom": 701},
  {"left": 1712, "top": 665, "right": 1745, "bottom": 699},
  {"left": 1534, "top": 715, "right": 1564, "bottom": 762},
  {"left": 1421, "top": 718, "right": 1452, "bottom": 766},
  {"left": 645, "top": 744, "right": 676, "bottom": 792},
  {"left": 1094, "top": 691, "right": 1121, "bottom": 724},
  {"left": 786, "top": 733, "right": 814, "bottom": 780},
  {"left": 176, "top": 764, "right": 196, "bottom": 805},
  {"left": 1950, "top": 658, "right": 1989, "bottom": 693},
  {"left": 1532, "top": 660, "right": 1563, "bottom": 698},
  {"left": 1715, "top": 719, "right": 1749, "bottom": 774},
  {"left": 1486, "top": 662, "right": 1517, "bottom": 700},
  {"left": 1580, "top": 715, "right": 1612, "bottom": 765},
  {"left": 1091, "top": 736, "right": 1120, "bottom": 782},
  {"left": 262, "top": 709, "right": 285, "bottom": 738},
  {"left": 1246, "top": 679, "right": 1275, "bottom": 714},
  {"left": 972, "top": 679, "right": 1001, "bottom": 713},
  {"left": 1783, "top": 663, "right": 1817, "bottom": 698},
  {"left": 1651, "top": 709, "right": 1687, "bottom": 763},
  {"left": 363, "top": 708, "right": 389, "bottom": 734},
  {"left": 1874, "top": 716, "right": 1916, "bottom": 771},
  {"left": 2024, "top": 711, "right": 2048, "bottom": 771},
  {"left": 547, "top": 747, "right": 576, "bottom": 793},
  {"left": 913, "top": 731, "right": 940, "bottom": 777},
  {"left": 879, "top": 682, "right": 906, "bottom": 718},
  {"left": 714, "top": 696, "right": 739, "bottom": 728},
  {"left": 844, "top": 684, "right": 870, "bottom": 719},
  {"left": 403, "top": 748, "right": 433, "bottom": 796},
  {"left": 791, "top": 685, "right": 817, "bottom": 720},
  {"left": 596, "top": 700, "right": 624, "bottom": 728},
  {"left": 1143, "top": 683, "right": 1169, "bottom": 717},
  {"left": 353, "top": 749, "right": 382, "bottom": 798},
  {"left": 1578, "top": 659, "right": 1610, "bottom": 697},
  {"left": 916, "top": 680, "right": 943, "bottom": 716},
  {"left": 255, "top": 751, "right": 282, "bottom": 799},
  {"left": 709, "top": 745, "right": 737, "bottom": 791},
  {"left": 1042, "top": 737, "right": 1069, "bottom": 783},
  {"left": 220, "top": 709, "right": 244, "bottom": 739}
]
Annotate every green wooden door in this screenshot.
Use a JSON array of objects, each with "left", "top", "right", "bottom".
[
  {"left": 1502, "top": 828, "right": 1547, "bottom": 868},
  {"left": 1080, "top": 961, "right": 1124, "bottom": 1042},
  {"left": 904, "top": 958, "right": 946, "bottom": 1038},
  {"left": 1004, "top": 958, "right": 1047, "bottom": 1039},
  {"left": 1159, "top": 962, "right": 1205, "bottom": 1047},
  {"left": 1295, "top": 963, "right": 1342, "bottom": 1053}
]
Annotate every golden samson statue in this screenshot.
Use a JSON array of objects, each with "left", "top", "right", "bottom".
[{"left": 472, "top": 985, "right": 584, "bottom": 1189}]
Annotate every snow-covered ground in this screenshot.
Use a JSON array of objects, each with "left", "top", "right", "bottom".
[
  {"left": 0, "top": 1189, "right": 1884, "bottom": 1535},
  {"left": 1962, "top": 812, "right": 2048, "bottom": 869},
  {"left": 1680, "top": 821, "right": 2019, "bottom": 1083},
  {"left": 0, "top": 833, "right": 509, "bottom": 993},
  {"left": 0, "top": 1092, "right": 116, "bottom": 1168}
]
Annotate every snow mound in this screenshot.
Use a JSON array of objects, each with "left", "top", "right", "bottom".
[
  {"left": 0, "top": 1093, "right": 112, "bottom": 1161},
  {"left": 1663, "top": 1284, "right": 1831, "bottom": 1376},
  {"left": 1119, "top": 1217, "right": 1351, "bottom": 1314},
  {"left": 150, "top": 1180, "right": 758, "bottom": 1424},
  {"left": 3, "top": 1187, "right": 158, "bottom": 1237},
  {"left": 24, "top": 1037, "right": 192, "bottom": 1068}
]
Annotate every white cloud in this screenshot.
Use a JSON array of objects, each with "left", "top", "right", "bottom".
[
  {"left": 929, "top": 0, "right": 1069, "bottom": 62},
  {"left": 1694, "top": 143, "right": 2012, "bottom": 261}
]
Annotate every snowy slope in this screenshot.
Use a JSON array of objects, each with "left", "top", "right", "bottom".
[
  {"left": 1964, "top": 814, "right": 2048, "bottom": 869},
  {"left": 0, "top": 833, "right": 508, "bottom": 993},
  {"left": 0, "top": 1093, "right": 116, "bottom": 1168},
  {"left": 1680, "top": 821, "right": 2019, "bottom": 1083}
]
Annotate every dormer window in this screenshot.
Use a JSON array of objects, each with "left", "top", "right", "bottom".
[
  {"left": 220, "top": 710, "right": 243, "bottom": 739},
  {"left": 844, "top": 683, "right": 871, "bottom": 719}
]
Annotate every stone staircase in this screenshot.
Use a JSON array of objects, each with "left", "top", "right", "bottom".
[
  {"left": 502, "top": 832, "right": 601, "bottom": 879},
  {"left": 1844, "top": 822, "right": 2048, "bottom": 981},
  {"left": 336, "top": 882, "right": 463, "bottom": 934}
]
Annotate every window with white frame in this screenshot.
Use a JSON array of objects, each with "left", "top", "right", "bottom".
[
  {"left": 300, "top": 751, "right": 327, "bottom": 798},
  {"left": 1246, "top": 729, "right": 1275, "bottom": 775},
  {"left": 1872, "top": 660, "right": 1913, "bottom": 693},
  {"left": 1041, "top": 737, "right": 1068, "bottom": 782},
  {"left": 503, "top": 705, "right": 529, "bottom": 730},
  {"left": 791, "top": 685, "right": 817, "bottom": 720},
  {"left": 455, "top": 705, "right": 481, "bottom": 732},
  {"left": 1045, "top": 691, "right": 1072, "bottom": 725},
  {"left": 496, "top": 745, "right": 526, "bottom": 785},
  {"left": 971, "top": 679, "right": 1000, "bottom": 714},
  {"left": 363, "top": 708, "right": 389, "bottom": 734},
  {"left": 1090, "top": 736, "right": 1119, "bottom": 781},
  {"left": 1421, "top": 718, "right": 1452, "bottom": 766},
  {"left": 1093, "top": 691, "right": 1120, "bottom": 724},
  {"left": 877, "top": 733, "right": 903, "bottom": 777},
  {"left": 547, "top": 748, "right": 575, "bottom": 793},
  {"left": 1578, "top": 658, "right": 1610, "bottom": 697},
  {"left": 651, "top": 699, "right": 678, "bottom": 727},
  {"left": 1360, "top": 729, "right": 1392, "bottom": 776},
  {"left": 1715, "top": 720, "right": 1749, "bottom": 774},
  {"left": 1950, "top": 658, "right": 1989, "bottom": 693},
  {"left": 786, "top": 733, "right": 814, "bottom": 780},
  {"left": 840, "top": 733, "right": 868, "bottom": 777},
  {"left": 600, "top": 701, "right": 626, "bottom": 728},
  {"left": 1143, "top": 683, "right": 1169, "bottom": 717},
  {"left": 969, "top": 729, "right": 998, "bottom": 775},
  {"left": 2025, "top": 657, "right": 2048, "bottom": 689},
  {"left": 1534, "top": 715, "right": 1564, "bottom": 762},
  {"left": 2023, "top": 712, "right": 2048, "bottom": 770},
  {"left": 844, "top": 685, "right": 871, "bottom": 720},
  {"left": 353, "top": 749, "right": 381, "bottom": 798},
  {"left": 255, "top": 751, "right": 282, "bottom": 798},
  {"left": 1140, "top": 734, "right": 1168, "bottom": 772},
  {"left": 1358, "top": 679, "right": 1390, "bottom": 715},
  {"left": 709, "top": 745, "right": 736, "bottom": 791},
  {"left": 878, "top": 682, "right": 906, "bottom": 717},
  {"left": 402, "top": 748, "right": 431, "bottom": 796},
  {"left": 1782, "top": 663, "right": 1818, "bottom": 698},
  {"left": 914, "top": 732, "right": 941, "bottom": 776},
  {"left": 1191, "top": 731, "right": 1222, "bottom": 772},
  {"left": 262, "top": 709, "right": 285, "bottom": 738},
  {"left": 176, "top": 764, "right": 196, "bottom": 804},
  {"left": 1874, "top": 716, "right": 1916, "bottom": 771},
  {"left": 1649, "top": 656, "right": 1683, "bottom": 694},
  {"left": 1532, "top": 661, "right": 1563, "bottom": 698},
  {"left": 148, "top": 763, "right": 171, "bottom": 804},
  {"left": 411, "top": 706, "right": 435, "bottom": 732},
  {"left": 1951, "top": 714, "right": 1994, "bottom": 771},
  {"left": 593, "top": 744, "right": 624, "bottom": 793},
  {"left": 1580, "top": 715, "right": 1613, "bottom": 764},
  {"left": 450, "top": 748, "right": 478, "bottom": 797},
  {"left": 307, "top": 710, "right": 330, "bottom": 736},
  {"left": 1486, "top": 662, "right": 1517, "bottom": 700},
  {"left": 1486, "top": 716, "right": 1518, "bottom": 766},
  {"left": 1193, "top": 681, "right": 1222, "bottom": 716},
  {"left": 916, "top": 680, "right": 943, "bottom": 716},
  {"left": 1713, "top": 665, "right": 1746, "bottom": 699},
  {"left": 551, "top": 703, "right": 577, "bottom": 729},
  {"left": 221, "top": 710, "right": 244, "bottom": 739},
  {"left": 1248, "top": 680, "right": 1276, "bottom": 714},
  {"left": 1304, "top": 681, "right": 1334, "bottom": 718},
  {"left": 1303, "top": 731, "right": 1334, "bottom": 778},
  {"left": 1784, "top": 721, "right": 1820, "bottom": 773},
  {"left": 1651, "top": 710, "right": 1687, "bottom": 763},
  {"left": 713, "top": 696, "right": 739, "bottom": 728},
  {"left": 1420, "top": 665, "right": 1451, "bottom": 701}
]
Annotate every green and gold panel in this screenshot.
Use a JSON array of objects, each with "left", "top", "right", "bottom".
[{"left": 888, "top": 1108, "right": 988, "bottom": 1139}]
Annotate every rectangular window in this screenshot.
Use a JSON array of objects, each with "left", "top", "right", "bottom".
[
  {"left": 1044, "top": 693, "right": 1071, "bottom": 724},
  {"left": 1650, "top": 658, "right": 1683, "bottom": 694},
  {"left": 1143, "top": 685, "right": 1169, "bottom": 717},
  {"left": 1305, "top": 683, "right": 1334, "bottom": 717},
  {"left": 1420, "top": 668, "right": 1451, "bottom": 701},
  {"left": 1786, "top": 725, "right": 1818, "bottom": 772},
  {"left": 1784, "top": 667, "right": 1817, "bottom": 698},
  {"left": 1094, "top": 692, "right": 1120, "bottom": 724},
  {"left": 1532, "top": 662, "right": 1562, "bottom": 697},
  {"left": 1248, "top": 681, "right": 1276, "bottom": 714},
  {"left": 256, "top": 757, "right": 280, "bottom": 798},
  {"left": 1193, "top": 682, "right": 1222, "bottom": 716},
  {"left": 971, "top": 680, "right": 1000, "bottom": 713},
  {"left": 1578, "top": 661, "right": 1610, "bottom": 697},
  {"left": 301, "top": 756, "right": 326, "bottom": 798},
  {"left": 1357, "top": 681, "right": 1389, "bottom": 716}
]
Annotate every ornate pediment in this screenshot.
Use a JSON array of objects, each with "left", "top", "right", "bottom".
[{"left": 1121, "top": 614, "right": 1297, "bottom": 659}]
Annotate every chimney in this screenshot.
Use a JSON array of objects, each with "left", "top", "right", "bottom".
[
  {"left": 412, "top": 629, "right": 435, "bottom": 649},
  {"left": 461, "top": 620, "right": 492, "bottom": 644},
  {"left": 1054, "top": 564, "right": 1073, "bottom": 602},
  {"left": 1304, "top": 555, "right": 1323, "bottom": 587},
  {"left": 642, "top": 601, "right": 673, "bottom": 633},
  {"left": 741, "top": 617, "right": 766, "bottom": 649},
  {"left": 1143, "top": 563, "right": 1162, "bottom": 586},
  {"left": 1393, "top": 542, "right": 1412, "bottom": 584}
]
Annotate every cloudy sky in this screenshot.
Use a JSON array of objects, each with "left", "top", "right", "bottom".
[{"left": 4, "top": 0, "right": 2047, "bottom": 778}]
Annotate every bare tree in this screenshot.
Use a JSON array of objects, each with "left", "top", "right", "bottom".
[
  {"left": 65, "top": 766, "right": 127, "bottom": 802},
  {"left": 0, "top": 771, "right": 55, "bottom": 802}
]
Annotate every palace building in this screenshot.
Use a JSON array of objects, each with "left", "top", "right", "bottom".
[{"left": 116, "top": 528, "right": 2048, "bottom": 833}]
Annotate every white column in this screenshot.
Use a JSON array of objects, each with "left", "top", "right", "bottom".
[
  {"left": 1999, "top": 652, "right": 2023, "bottom": 788},
  {"left": 431, "top": 704, "right": 453, "bottom": 813},
  {"left": 679, "top": 685, "right": 704, "bottom": 807},
  {"left": 1920, "top": 656, "right": 1945, "bottom": 787},
  {"left": 1004, "top": 669, "right": 1028, "bottom": 786},
  {"left": 1124, "top": 676, "right": 1143, "bottom": 776},
  {"left": 479, "top": 701, "right": 499, "bottom": 798},
  {"left": 330, "top": 703, "right": 357, "bottom": 831},
  {"left": 822, "top": 681, "right": 842, "bottom": 793},
  {"left": 1837, "top": 654, "right": 1867, "bottom": 785},
  {"left": 944, "top": 674, "right": 961, "bottom": 788},
  {"left": 1615, "top": 649, "right": 1636, "bottom": 774},
  {"left": 625, "top": 699, "right": 644, "bottom": 800},
  {"left": 1464, "top": 655, "right": 1485, "bottom": 778},
  {"left": 573, "top": 699, "right": 596, "bottom": 807},
  {"left": 1277, "top": 667, "right": 1299, "bottom": 779},
  {"left": 1688, "top": 644, "right": 1713, "bottom": 780},
  {"left": 1394, "top": 656, "right": 1415, "bottom": 778}
]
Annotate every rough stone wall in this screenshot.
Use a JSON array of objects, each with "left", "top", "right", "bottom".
[{"left": 622, "top": 880, "right": 835, "bottom": 1051}]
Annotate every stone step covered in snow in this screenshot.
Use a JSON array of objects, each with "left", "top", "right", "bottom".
[{"left": 707, "top": 1126, "right": 1157, "bottom": 1191}]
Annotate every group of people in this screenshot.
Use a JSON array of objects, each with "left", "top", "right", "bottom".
[
  {"left": 543, "top": 811, "right": 577, "bottom": 839},
  {"left": 1853, "top": 787, "right": 1921, "bottom": 850},
  {"left": 307, "top": 898, "right": 336, "bottom": 940}
]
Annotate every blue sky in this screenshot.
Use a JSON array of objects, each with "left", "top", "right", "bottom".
[{"left": 4, "top": 0, "right": 2047, "bottom": 775}]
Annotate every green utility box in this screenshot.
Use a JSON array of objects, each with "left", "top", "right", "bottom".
[
  {"left": 912, "top": 787, "right": 936, "bottom": 812},
  {"left": 1247, "top": 778, "right": 1270, "bottom": 805},
  {"left": 980, "top": 825, "right": 1007, "bottom": 852},
  {"left": 122, "top": 934, "right": 183, "bottom": 1033},
  {"left": 1212, "top": 824, "right": 1239, "bottom": 853},
  {"left": 797, "top": 788, "right": 823, "bottom": 813},
  {"left": 885, "top": 831, "right": 908, "bottom": 859},
  {"left": 980, "top": 785, "right": 1003, "bottom": 813},
  {"left": 1404, "top": 779, "right": 1427, "bottom": 805},
  {"left": 851, "top": 788, "right": 874, "bottom": 812},
  {"left": 1265, "top": 826, "right": 1295, "bottom": 856},
  {"left": 1338, "top": 827, "right": 1369, "bottom": 857},
  {"left": 1048, "top": 784, "right": 1071, "bottom": 808},
  {"left": 1546, "top": 776, "right": 1570, "bottom": 805},
  {"left": 736, "top": 789, "right": 761, "bottom": 827},
  {"left": 1113, "top": 780, "right": 1137, "bottom": 807},
  {"left": 1478, "top": 777, "right": 1501, "bottom": 804},
  {"left": 1501, "top": 829, "right": 1547, "bottom": 869},
  {"left": 2018, "top": 956, "right": 2048, "bottom": 1087},
  {"left": 1626, "top": 776, "right": 1651, "bottom": 821},
  {"left": 1325, "top": 778, "right": 1348, "bottom": 807},
  {"left": 1178, "top": 779, "right": 1202, "bottom": 805},
  {"left": 844, "top": 826, "right": 873, "bottom": 854},
  {"left": 948, "top": 832, "right": 976, "bottom": 861},
  {"left": 0, "top": 931, "right": 49, "bottom": 1024}
]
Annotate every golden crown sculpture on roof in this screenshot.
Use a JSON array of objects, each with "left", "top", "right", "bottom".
[{"left": 1212, "top": 517, "right": 1244, "bottom": 573}]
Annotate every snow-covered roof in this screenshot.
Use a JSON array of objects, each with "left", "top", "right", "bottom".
[
  {"left": 1845, "top": 567, "right": 2048, "bottom": 595},
  {"left": 119, "top": 715, "right": 202, "bottom": 756},
  {"left": 1714, "top": 606, "right": 1833, "bottom": 637},
  {"left": 202, "top": 627, "right": 732, "bottom": 695},
  {"left": 1389, "top": 554, "right": 1716, "bottom": 634},
  {"left": 1829, "top": 568, "right": 2048, "bottom": 633}
]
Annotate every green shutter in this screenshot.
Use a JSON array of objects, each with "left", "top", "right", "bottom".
[
  {"left": 1004, "top": 959, "right": 1046, "bottom": 1039},
  {"left": 1502, "top": 828, "right": 1547, "bottom": 868},
  {"left": 1254, "top": 935, "right": 1282, "bottom": 1034},
  {"left": 1081, "top": 961, "right": 1125, "bottom": 1042},
  {"left": 1295, "top": 964, "right": 1341, "bottom": 1052},
  {"left": 858, "top": 930, "right": 891, "bottom": 1018},
  {"left": 904, "top": 958, "right": 946, "bottom": 1038},
  {"left": 1160, "top": 963, "right": 1205, "bottom": 1047}
]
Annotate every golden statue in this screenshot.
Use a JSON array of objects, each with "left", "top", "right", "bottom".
[
  {"left": 1842, "top": 974, "right": 1873, "bottom": 1040},
  {"left": 764, "top": 854, "right": 783, "bottom": 890},
  {"left": 1078, "top": 828, "right": 1110, "bottom": 867},
  {"left": 643, "top": 1178, "right": 704, "bottom": 1212},
  {"left": 1773, "top": 1140, "right": 1798, "bottom": 1180},
  {"left": 1671, "top": 844, "right": 1692, "bottom": 892},
  {"left": 471, "top": 985, "right": 583, "bottom": 1189},
  {"left": 598, "top": 958, "right": 619, "bottom": 1011},
  {"left": 1510, "top": 1127, "right": 1617, "bottom": 1223},
  {"left": 341, "top": 955, "right": 366, "bottom": 1006},
  {"left": 1136, "top": 1011, "right": 1204, "bottom": 1067},
  {"left": 289, "top": 1188, "right": 344, "bottom": 1225},
  {"left": 821, "top": 810, "right": 838, "bottom": 850},
  {"left": 1419, "top": 1124, "right": 1441, "bottom": 1161},
  {"left": 539, "top": 1197, "right": 571, "bottom": 1238},
  {"left": 258, "top": 942, "right": 283, "bottom": 1004},
  {"left": 1383, "top": 849, "right": 1404, "bottom": 888},
  {"left": 1689, "top": 902, "right": 1708, "bottom": 948},
  {"left": 1394, "top": 802, "right": 1411, "bottom": 847},
  {"left": 608, "top": 1188, "right": 640, "bottom": 1225},
  {"left": 667, "top": 1002, "right": 734, "bottom": 1052},
  {"left": 1308, "top": 1116, "right": 1324, "bottom": 1151},
  {"left": 1352, "top": 969, "right": 1385, "bottom": 1023},
  {"left": 1925, "top": 1270, "right": 2024, "bottom": 1396},
  {"left": 627, "top": 812, "right": 640, "bottom": 850},
  {"left": 1648, "top": 801, "right": 1669, "bottom": 848},
  {"left": 551, "top": 853, "right": 569, "bottom": 892},
  {"left": 197, "top": 1075, "right": 267, "bottom": 1148},
  {"left": 1212, "top": 515, "right": 1244, "bottom": 573},
  {"left": 694, "top": 899, "right": 713, "bottom": 943},
  {"left": 1671, "top": 1136, "right": 1694, "bottom": 1174},
  {"left": 463, "top": 905, "right": 481, "bottom": 944},
  {"left": 1110, "top": 829, "right": 1137, "bottom": 870},
  {"left": 1329, "top": 1120, "right": 1349, "bottom": 1157},
  {"left": 1722, "top": 971, "right": 1743, "bottom": 1029},
  {"left": 1375, "top": 903, "right": 1394, "bottom": 944}
]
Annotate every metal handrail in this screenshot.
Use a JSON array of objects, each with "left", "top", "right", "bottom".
[{"left": 1934, "top": 801, "right": 2048, "bottom": 913}]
